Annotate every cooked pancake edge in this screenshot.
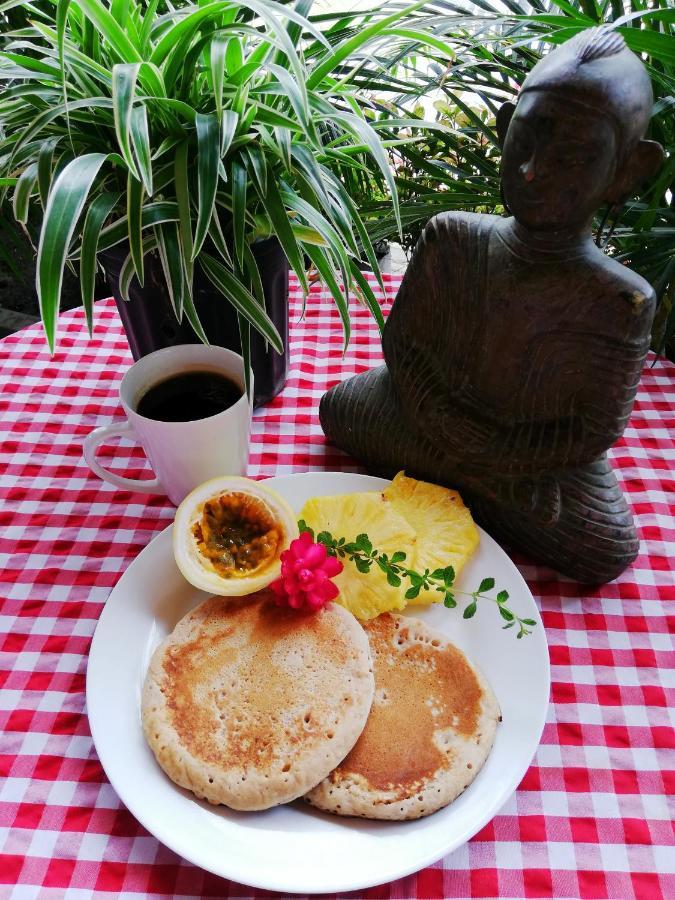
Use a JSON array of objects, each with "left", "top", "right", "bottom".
[
  {"left": 304, "top": 612, "right": 500, "bottom": 820},
  {"left": 142, "top": 592, "right": 374, "bottom": 810}
]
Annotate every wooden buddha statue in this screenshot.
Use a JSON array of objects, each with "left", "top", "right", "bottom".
[{"left": 320, "top": 28, "right": 664, "bottom": 583}]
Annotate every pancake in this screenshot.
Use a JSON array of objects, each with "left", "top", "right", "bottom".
[
  {"left": 141, "top": 592, "right": 374, "bottom": 811},
  {"left": 304, "top": 612, "right": 500, "bottom": 820}
]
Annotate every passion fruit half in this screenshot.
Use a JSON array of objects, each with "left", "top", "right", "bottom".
[{"left": 173, "top": 476, "right": 299, "bottom": 595}]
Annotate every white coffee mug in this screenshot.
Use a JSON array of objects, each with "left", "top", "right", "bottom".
[{"left": 83, "top": 345, "right": 252, "bottom": 505}]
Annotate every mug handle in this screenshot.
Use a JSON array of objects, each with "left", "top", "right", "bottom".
[{"left": 83, "top": 421, "right": 164, "bottom": 494}]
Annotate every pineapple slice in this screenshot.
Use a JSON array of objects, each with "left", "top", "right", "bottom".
[
  {"left": 384, "top": 471, "right": 479, "bottom": 604},
  {"left": 300, "top": 492, "right": 416, "bottom": 621}
]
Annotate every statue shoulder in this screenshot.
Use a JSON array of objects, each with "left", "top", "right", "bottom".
[
  {"left": 384, "top": 211, "right": 497, "bottom": 369},
  {"left": 588, "top": 251, "right": 656, "bottom": 330},
  {"left": 415, "top": 210, "right": 501, "bottom": 256}
]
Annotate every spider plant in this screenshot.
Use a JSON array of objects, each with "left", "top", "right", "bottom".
[
  {"left": 0, "top": 0, "right": 450, "bottom": 386},
  {"left": 361, "top": 0, "right": 674, "bottom": 354}
]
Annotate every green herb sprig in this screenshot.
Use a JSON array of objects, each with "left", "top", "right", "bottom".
[{"left": 298, "top": 521, "right": 536, "bottom": 639}]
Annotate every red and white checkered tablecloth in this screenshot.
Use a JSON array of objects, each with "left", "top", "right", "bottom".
[{"left": 0, "top": 274, "right": 673, "bottom": 900}]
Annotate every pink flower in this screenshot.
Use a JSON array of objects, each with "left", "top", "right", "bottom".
[{"left": 270, "top": 531, "right": 343, "bottom": 612}]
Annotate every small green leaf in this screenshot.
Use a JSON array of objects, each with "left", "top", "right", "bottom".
[
  {"left": 521, "top": 619, "right": 537, "bottom": 627},
  {"left": 479, "top": 577, "right": 495, "bottom": 593},
  {"left": 443, "top": 566, "right": 456, "bottom": 586},
  {"left": 391, "top": 551, "right": 407, "bottom": 564},
  {"left": 405, "top": 585, "right": 421, "bottom": 600},
  {"left": 316, "top": 531, "right": 332, "bottom": 546},
  {"left": 355, "top": 558, "right": 371, "bottom": 574},
  {"left": 503, "top": 621, "right": 515, "bottom": 630},
  {"left": 463, "top": 601, "right": 477, "bottom": 619},
  {"left": 499, "top": 607, "right": 515, "bottom": 622},
  {"left": 355, "top": 534, "right": 372, "bottom": 554},
  {"left": 387, "top": 572, "right": 401, "bottom": 588},
  {"left": 496, "top": 590, "right": 510, "bottom": 604},
  {"left": 444, "top": 592, "right": 457, "bottom": 608}
]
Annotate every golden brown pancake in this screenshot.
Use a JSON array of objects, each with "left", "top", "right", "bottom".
[
  {"left": 142, "top": 592, "right": 374, "bottom": 810},
  {"left": 305, "top": 612, "right": 500, "bottom": 820}
]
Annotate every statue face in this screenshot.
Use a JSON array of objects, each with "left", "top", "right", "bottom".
[{"left": 501, "top": 91, "right": 617, "bottom": 232}]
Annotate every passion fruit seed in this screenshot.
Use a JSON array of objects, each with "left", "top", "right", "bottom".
[{"left": 192, "top": 491, "right": 282, "bottom": 578}]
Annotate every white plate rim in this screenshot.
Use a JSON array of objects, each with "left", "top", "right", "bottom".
[{"left": 86, "top": 471, "right": 550, "bottom": 894}]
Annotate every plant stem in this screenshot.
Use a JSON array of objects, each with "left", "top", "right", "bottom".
[{"left": 298, "top": 521, "right": 537, "bottom": 638}]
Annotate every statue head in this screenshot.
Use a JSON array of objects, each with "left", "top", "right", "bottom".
[{"left": 497, "top": 28, "right": 664, "bottom": 233}]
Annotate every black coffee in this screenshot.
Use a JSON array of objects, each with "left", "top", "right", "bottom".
[{"left": 137, "top": 370, "right": 242, "bottom": 422}]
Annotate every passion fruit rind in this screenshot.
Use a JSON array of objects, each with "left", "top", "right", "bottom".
[{"left": 192, "top": 491, "right": 282, "bottom": 579}]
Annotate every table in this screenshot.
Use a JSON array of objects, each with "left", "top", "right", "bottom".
[{"left": 1, "top": 274, "right": 673, "bottom": 900}]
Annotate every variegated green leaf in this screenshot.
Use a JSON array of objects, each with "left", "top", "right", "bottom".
[
  {"left": 231, "top": 158, "right": 247, "bottom": 271},
  {"left": 80, "top": 191, "right": 120, "bottom": 333},
  {"left": 127, "top": 171, "right": 145, "bottom": 285},
  {"left": 237, "top": 312, "right": 251, "bottom": 400},
  {"left": 192, "top": 112, "right": 219, "bottom": 260},
  {"left": 13, "top": 161, "right": 38, "bottom": 224},
  {"left": 36, "top": 152, "right": 108, "bottom": 351},
  {"left": 200, "top": 251, "right": 283, "bottom": 353},
  {"left": 174, "top": 140, "right": 194, "bottom": 287},
  {"left": 119, "top": 234, "right": 157, "bottom": 302},
  {"left": 112, "top": 63, "right": 141, "bottom": 179},
  {"left": 304, "top": 243, "right": 350, "bottom": 351},
  {"left": 37, "top": 137, "right": 60, "bottom": 209},
  {"left": 210, "top": 36, "right": 227, "bottom": 120},
  {"left": 130, "top": 103, "right": 153, "bottom": 195},
  {"left": 256, "top": 167, "right": 308, "bottom": 294},
  {"left": 155, "top": 221, "right": 185, "bottom": 321}
]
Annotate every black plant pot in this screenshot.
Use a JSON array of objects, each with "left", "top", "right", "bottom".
[{"left": 102, "top": 237, "right": 289, "bottom": 408}]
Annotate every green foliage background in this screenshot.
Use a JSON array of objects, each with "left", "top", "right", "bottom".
[
  {"left": 357, "top": 0, "right": 674, "bottom": 355},
  {"left": 0, "top": 0, "right": 673, "bottom": 356}
]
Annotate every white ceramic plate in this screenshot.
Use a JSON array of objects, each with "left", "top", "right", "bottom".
[{"left": 87, "top": 472, "right": 550, "bottom": 894}]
